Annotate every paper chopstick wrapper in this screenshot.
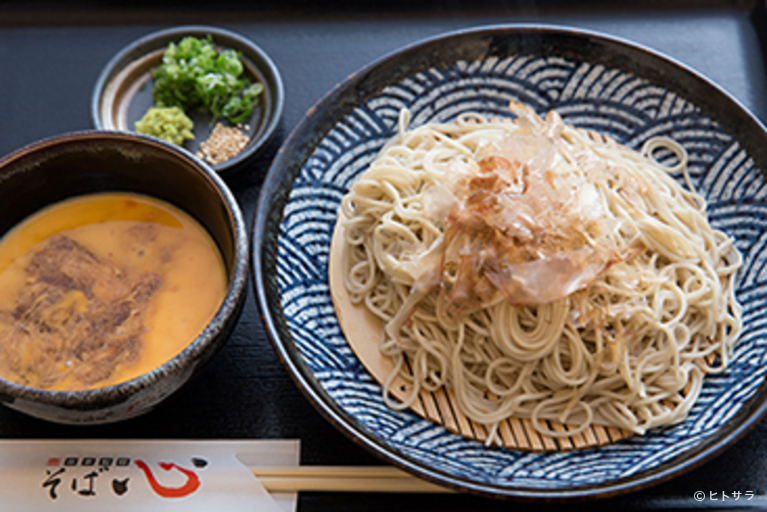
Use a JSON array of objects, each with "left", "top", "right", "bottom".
[{"left": 0, "top": 439, "right": 299, "bottom": 511}]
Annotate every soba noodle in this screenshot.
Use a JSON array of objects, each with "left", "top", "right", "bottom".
[{"left": 339, "top": 102, "right": 742, "bottom": 444}]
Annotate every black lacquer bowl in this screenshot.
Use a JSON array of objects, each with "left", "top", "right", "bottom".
[{"left": 253, "top": 24, "right": 767, "bottom": 499}]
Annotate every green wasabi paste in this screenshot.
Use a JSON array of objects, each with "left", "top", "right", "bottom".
[{"left": 135, "top": 106, "right": 194, "bottom": 145}]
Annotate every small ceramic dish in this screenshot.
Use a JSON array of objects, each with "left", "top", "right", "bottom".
[
  {"left": 91, "top": 25, "right": 284, "bottom": 177},
  {"left": 0, "top": 130, "right": 248, "bottom": 424}
]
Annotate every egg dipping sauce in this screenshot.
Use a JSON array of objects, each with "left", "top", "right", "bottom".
[{"left": 0, "top": 192, "right": 227, "bottom": 391}]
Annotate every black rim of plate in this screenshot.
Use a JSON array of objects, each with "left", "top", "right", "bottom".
[{"left": 252, "top": 23, "right": 767, "bottom": 500}]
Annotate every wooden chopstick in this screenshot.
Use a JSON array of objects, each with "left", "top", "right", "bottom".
[{"left": 250, "top": 466, "right": 453, "bottom": 493}]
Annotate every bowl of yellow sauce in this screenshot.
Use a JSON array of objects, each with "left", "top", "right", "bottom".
[{"left": 0, "top": 130, "right": 247, "bottom": 423}]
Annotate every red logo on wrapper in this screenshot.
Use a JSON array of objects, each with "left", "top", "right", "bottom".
[
  {"left": 135, "top": 460, "right": 201, "bottom": 498},
  {"left": 41, "top": 455, "right": 205, "bottom": 501}
]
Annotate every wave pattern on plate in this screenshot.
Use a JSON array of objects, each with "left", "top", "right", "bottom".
[{"left": 276, "top": 53, "right": 767, "bottom": 487}]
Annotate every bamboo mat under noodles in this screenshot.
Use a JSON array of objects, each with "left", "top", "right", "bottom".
[
  {"left": 326, "top": 128, "right": 718, "bottom": 451},
  {"left": 329, "top": 213, "right": 637, "bottom": 452}
]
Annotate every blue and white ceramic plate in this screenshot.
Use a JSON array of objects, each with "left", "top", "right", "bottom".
[{"left": 253, "top": 25, "right": 767, "bottom": 499}]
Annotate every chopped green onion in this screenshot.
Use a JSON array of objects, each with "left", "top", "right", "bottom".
[{"left": 150, "top": 35, "right": 262, "bottom": 124}]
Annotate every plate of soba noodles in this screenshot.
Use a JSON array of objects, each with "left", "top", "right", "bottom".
[{"left": 253, "top": 24, "right": 767, "bottom": 499}]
